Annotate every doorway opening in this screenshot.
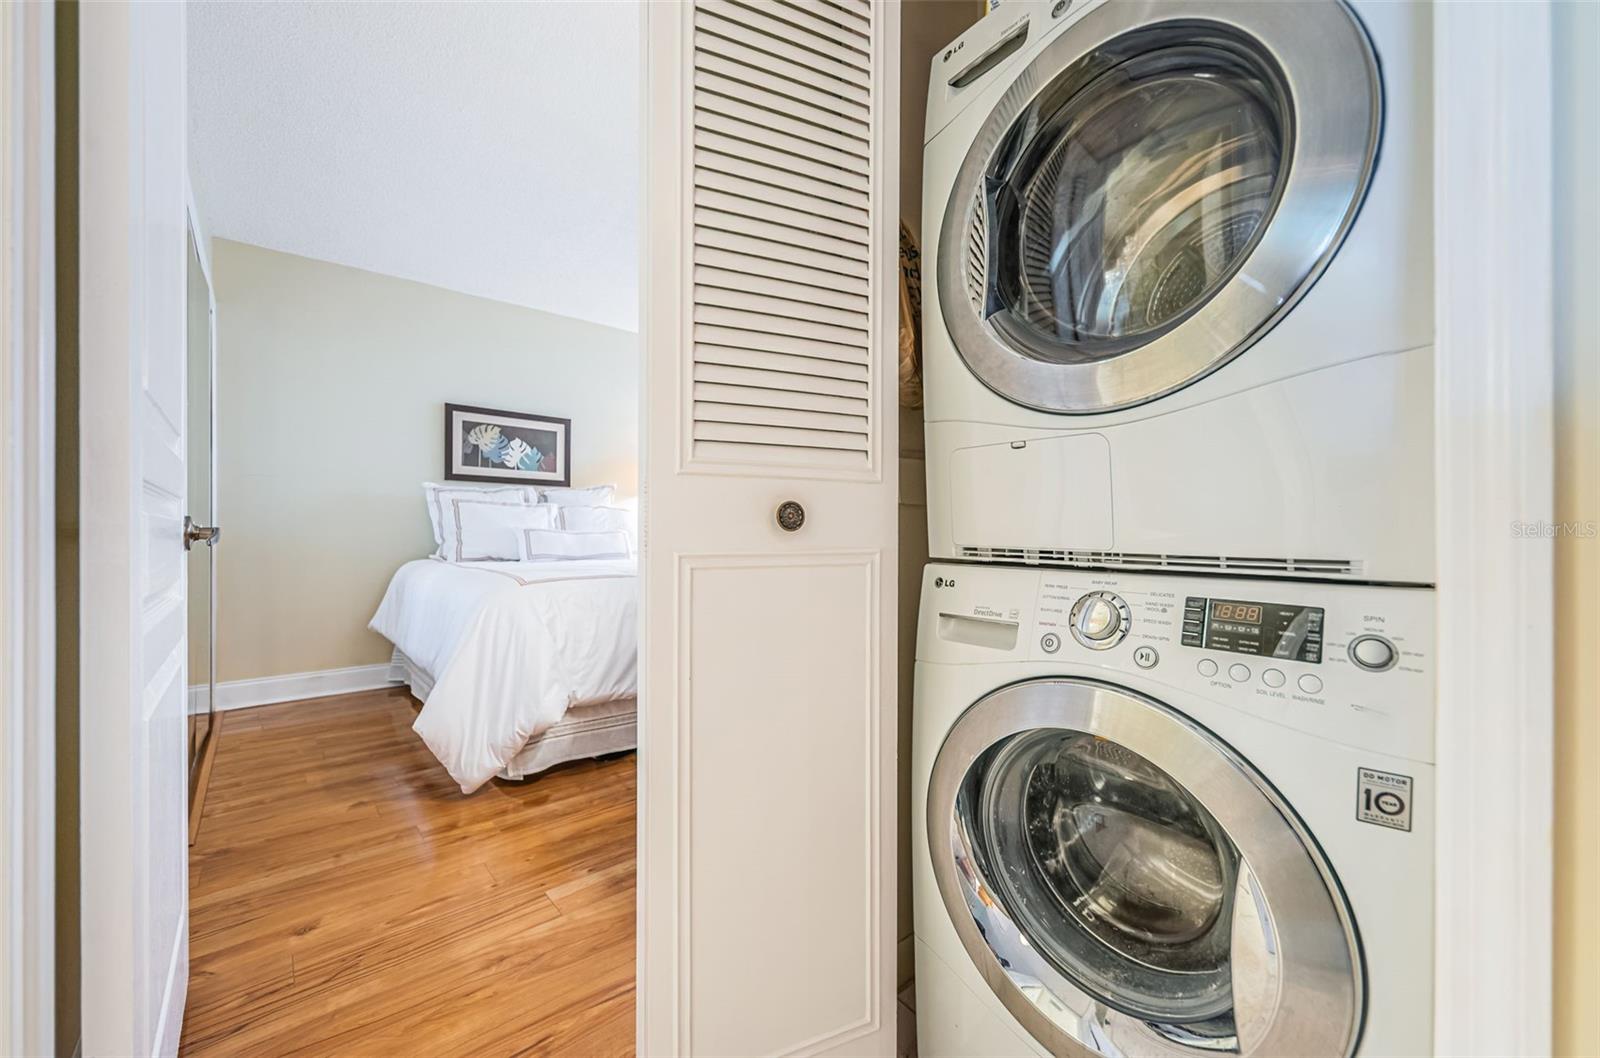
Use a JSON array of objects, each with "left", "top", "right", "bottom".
[{"left": 179, "top": 5, "right": 641, "bottom": 1052}]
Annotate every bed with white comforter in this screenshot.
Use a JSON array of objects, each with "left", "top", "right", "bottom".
[{"left": 369, "top": 556, "right": 637, "bottom": 793}]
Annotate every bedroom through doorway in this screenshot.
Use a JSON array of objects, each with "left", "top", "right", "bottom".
[{"left": 177, "top": 4, "right": 641, "bottom": 1052}]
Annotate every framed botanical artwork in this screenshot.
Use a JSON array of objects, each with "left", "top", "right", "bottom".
[{"left": 444, "top": 403, "right": 571, "bottom": 486}]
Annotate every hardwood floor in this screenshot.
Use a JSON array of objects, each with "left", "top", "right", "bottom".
[{"left": 180, "top": 687, "right": 636, "bottom": 1057}]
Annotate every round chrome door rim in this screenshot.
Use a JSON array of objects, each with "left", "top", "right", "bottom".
[
  {"left": 926, "top": 679, "right": 1363, "bottom": 1057},
  {"left": 936, "top": 0, "right": 1381, "bottom": 415}
]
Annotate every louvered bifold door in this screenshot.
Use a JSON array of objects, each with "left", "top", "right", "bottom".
[
  {"left": 640, "top": 1, "right": 899, "bottom": 1057},
  {"left": 687, "top": 0, "right": 880, "bottom": 475}
]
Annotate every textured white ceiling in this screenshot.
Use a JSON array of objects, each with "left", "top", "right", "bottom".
[{"left": 188, "top": 1, "right": 640, "bottom": 330}]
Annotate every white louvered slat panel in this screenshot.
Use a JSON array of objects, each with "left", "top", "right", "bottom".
[
  {"left": 694, "top": 75, "right": 869, "bottom": 155},
  {"left": 696, "top": 6, "right": 870, "bottom": 92},
  {"left": 695, "top": 210, "right": 867, "bottom": 275},
  {"left": 700, "top": 164, "right": 876, "bottom": 227},
  {"left": 694, "top": 361, "right": 870, "bottom": 399},
  {"left": 694, "top": 248, "right": 868, "bottom": 302},
  {"left": 695, "top": 111, "right": 870, "bottom": 179},
  {"left": 694, "top": 188, "right": 868, "bottom": 250},
  {"left": 695, "top": 227, "right": 868, "bottom": 284},
  {"left": 695, "top": 421, "right": 869, "bottom": 452},
  {"left": 693, "top": 401, "right": 868, "bottom": 435},
  {"left": 688, "top": 0, "right": 877, "bottom": 472},
  {"left": 695, "top": 152, "right": 870, "bottom": 216},
  {"left": 695, "top": 129, "right": 867, "bottom": 195},
  {"left": 695, "top": 381, "right": 869, "bottom": 417},
  {"left": 694, "top": 284, "right": 869, "bottom": 331},
  {"left": 694, "top": 322, "right": 866, "bottom": 367},
  {"left": 695, "top": 304, "right": 866, "bottom": 348},
  {"left": 755, "top": 0, "right": 870, "bottom": 53},
  {"left": 694, "top": 343, "right": 870, "bottom": 383},
  {"left": 694, "top": 263, "right": 869, "bottom": 314},
  {"left": 694, "top": 52, "right": 871, "bottom": 129}
]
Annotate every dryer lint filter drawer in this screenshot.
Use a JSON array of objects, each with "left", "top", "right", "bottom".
[{"left": 949, "top": 433, "right": 1113, "bottom": 553}]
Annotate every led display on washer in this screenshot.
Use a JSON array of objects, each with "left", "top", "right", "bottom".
[{"left": 1182, "top": 597, "right": 1324, "bottom": 663}]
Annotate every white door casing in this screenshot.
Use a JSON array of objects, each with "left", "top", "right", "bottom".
[
  {"left": 1, "top": 2, "right": 57, "bottom": 1054},
  {"left": 638, "top": 1, "right": 900, "bottom": 1055},
  {"left": 79, "top": 3, "right": 191, "bottom": 1055},
  {"left": 1432, "top": 2, "right": 1554, "bottom": 1054}
]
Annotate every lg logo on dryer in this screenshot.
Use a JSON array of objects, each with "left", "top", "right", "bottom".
[{"left": 934, "top": 576, "right": 956, "bottom": 589}]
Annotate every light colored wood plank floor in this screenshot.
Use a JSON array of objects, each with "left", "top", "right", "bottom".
[{"left": 180, "top": 687, "right": 636, "bottom": 1057}]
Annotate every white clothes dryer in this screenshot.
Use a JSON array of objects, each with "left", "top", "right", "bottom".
[
  {"left": 921, "top": 1, "right": 1434, "bottom": 584},
  {"left": 912, "top": 562, "right": 1435, "bottom": 1057}
]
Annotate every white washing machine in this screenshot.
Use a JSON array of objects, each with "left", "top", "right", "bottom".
[
  {"left": 921, "top": 0, "right": 1434, "bottom": 584},
  {"left": 912, "top": 562, "right": 1434, "bottom": 1057}
]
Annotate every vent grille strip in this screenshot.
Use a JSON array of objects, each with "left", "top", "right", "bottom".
[
  {"left": 690, "top": 0, "right": 877, "bottom": 470},
  {"left": 958, "top": 546, "right": 1362, "bottom": 576}
]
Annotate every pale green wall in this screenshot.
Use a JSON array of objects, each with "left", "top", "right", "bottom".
[{"left": 212, "top": 239, "right": 637, "bottom": 682}]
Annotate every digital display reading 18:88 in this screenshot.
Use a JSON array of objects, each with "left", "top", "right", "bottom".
[{"left": 1211, "top": 601, "right": 1263, "bottom": 623}]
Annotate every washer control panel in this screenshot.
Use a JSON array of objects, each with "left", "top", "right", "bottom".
[{"left": 922, "top": 563, "right": 1436, "bottom": 762}]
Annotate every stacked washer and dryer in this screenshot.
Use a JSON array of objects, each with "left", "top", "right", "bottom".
[{"left": 911, "top": 2, "right": 1436, "bottom": 1056}]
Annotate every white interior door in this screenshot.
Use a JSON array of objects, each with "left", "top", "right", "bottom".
[
  {"left": 638, "top": 2, "right": 900, "bottom": 1054},
  {"left": 78, "top": 4, "right": 190, "bottom": 1055}
]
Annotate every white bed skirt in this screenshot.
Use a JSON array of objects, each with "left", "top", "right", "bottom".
[{"left": 389, "top": 648, "right": 636, "bottom": 780}]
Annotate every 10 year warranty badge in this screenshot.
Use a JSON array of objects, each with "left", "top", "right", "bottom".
[{"left": 1356, "top": 768, "right": 1414, "bottom": 831}]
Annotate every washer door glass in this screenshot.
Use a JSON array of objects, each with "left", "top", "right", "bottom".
[
  {"left": 963, "top": 729, "right": 1238, "bottom": 1023},
  {"left": 936, "top": 1, "right": 1380, "bottom": 414},
  {"left": 926, "top": 679, "right": 1362, "bottom": 1057},
  {"left": 987, "top": 42, "right": 1285, "bottom": 362}
]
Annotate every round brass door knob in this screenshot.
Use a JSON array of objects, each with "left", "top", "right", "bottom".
[{"left": 775, "top": 500, "right": 806, "bottom": 532}]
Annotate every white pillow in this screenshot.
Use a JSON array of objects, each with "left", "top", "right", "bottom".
[
  {"left": 449, "top": 499, "right": 558, "bottom": 562},
  {"left": 558, "top": 504, "right": 636, "bottom": 553},
  {"left": 540, "top": 484, "right": 615, "bottom": 507},
  {"left": 519, "top": 527, "right": 632, "bottom": 562},
  {"left": 424, "top": 482, "right": 538, "bottom": 556},
  {"left": 558, "top": 504, "right": 632, "bottom": 532}
]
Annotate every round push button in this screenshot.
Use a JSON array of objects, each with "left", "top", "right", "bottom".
[
  {"left": 1133, "top": 646, "right": 1159, "bottom": 669},
  {"left": 1298, "top": 673, "right": 1324, "bottom": 695},
  {"left": 1041, "top": 632, "right": 1061, "bottom": 654},
  {"left": 1228, "top": 663, "right": 1251, "bottom": 683},
  {"left": 1262, "top": 668, "right": 1286, "bottom": 688},
  {"left": 1197, "top": 659, "right": 1218, "bottom": 678},
  {"left": 1350, "top": 634, "right": 1397, "bottom": 671}
]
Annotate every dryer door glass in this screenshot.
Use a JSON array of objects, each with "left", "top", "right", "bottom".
[
  {"left": 986, "top": 40, "right": 1285, "bottom": 362},
  {"left": 934, "top": 1, "right": 1380, "bottom": 414}
]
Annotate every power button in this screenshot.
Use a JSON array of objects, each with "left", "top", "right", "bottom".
[{"left": 1041, "top": 632, "right": 1061, "bottom": 654}]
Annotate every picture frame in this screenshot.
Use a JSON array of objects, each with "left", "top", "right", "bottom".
[{"left": 444, "top": 402, "right": 572, "bottom": 486}]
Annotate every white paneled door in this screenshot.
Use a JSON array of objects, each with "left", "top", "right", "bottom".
[
  {"left": 79, "top": 4, "right": 191, "bottom": 1056},
  {"left": 639, "top": 2, "right": 900, "bottom": 1055}
]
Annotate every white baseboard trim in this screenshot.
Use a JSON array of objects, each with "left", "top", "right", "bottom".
[{"left": 187, "top": 662, "right": 402, "bottom": 714}]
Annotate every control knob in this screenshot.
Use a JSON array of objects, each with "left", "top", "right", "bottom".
[
  {"left": 1069, "top": 591, "right": 1131, "bottom": 650},
  {"left": 1349, "top": 634, "right": 1398, "bottom": 671}
]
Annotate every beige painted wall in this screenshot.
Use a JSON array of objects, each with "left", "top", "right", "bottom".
[
  {"left": 211, "top": 239, "right": 637, "bottom": 683},
  {"left": 1552, "top": 4, "right": 1598, "bottom": 1053},
  {"left": 897, "top": 0, "right": 983, "bottom": 990}
]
